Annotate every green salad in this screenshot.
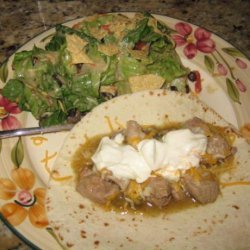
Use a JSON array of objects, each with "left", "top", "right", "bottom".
[{"left": 3, "top": 12, "right": 189, "bottom": 126}]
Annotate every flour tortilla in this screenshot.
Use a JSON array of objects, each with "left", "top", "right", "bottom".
[{"left": 46, "top": 90, "right": 250, "bottom": 250}]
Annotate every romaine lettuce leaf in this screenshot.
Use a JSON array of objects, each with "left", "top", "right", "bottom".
[
  {"left": 65, "top": 93, "right": 99, "bottom": 112},
  {"left": 45, "top": 31, "right": 66, "bottom": 51},
  {"left": 123, "top": 18, "right": 150, "bottom": 46},
  {"left": 85, "top": 14, "right": 113, "bottom": 29},
  {"left": 157, "top": 20, "right": 175, "bottom": 35},
  {"left": 118, "top": 55, "right": 145, "bottom": 79},
  {"left": 141, "top": 26, "right": 162, "bottom": 43},
  {"left": 101, "top": 56, "right": 117, "bottom": 85},
  {"left": 39, "top": 110, "right": 67, "bottom": 127},
  {"left": 116, "top": 80, "right": 132, "bottom": 95},
  {"left": 22, "top": 87, "right": 56, "bottom": 119},
  {"left": 103, "top": 34, "right": 117, "bottom": 44},
  {"left": 2, "top": 79, "right": 24, "bottom": 102},
  {"left": 71, "top": 73, "right": 99, "bottom": 98},
  {"left": 12, "top": 50, "right": 33, "bottom": 69},
  {"left": 147, "top": 51, "right": 189, "bottom": 82},
  {"left": 86, "top": 43, "right": 106, "bottom": 62},
  {"left": 46, "top": 24, "right": 99, "bottom": 52}
]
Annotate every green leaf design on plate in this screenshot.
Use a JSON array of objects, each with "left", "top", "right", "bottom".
[
  {"left": 0, "top": 60, "right": 9, "bottom": 83},
  {"left": 11, "top": 137, "right": 24, "bottom": 167},
  {"left": 204, "top": 55, "right": 215, "bottom": 74},
  {"left": 222, "top": 47, "right": 246, "bottom": 59},
  {"left": 46, "top": 227, "right": 67, "bottom": 250},
  {"left": 226, "top": 78, "right": 240, "bottom": 104}
]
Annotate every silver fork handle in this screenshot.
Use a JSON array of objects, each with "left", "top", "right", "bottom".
[{"left": 0, "top": 124, "right": 74, "bottom": 139}]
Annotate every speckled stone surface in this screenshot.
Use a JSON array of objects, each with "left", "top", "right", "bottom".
[
  {"left": 0, "top": 0, "right": 249, "bottom": 64},
  {"left": 0, "top": 0, "right": 249, "bottom": 249}
]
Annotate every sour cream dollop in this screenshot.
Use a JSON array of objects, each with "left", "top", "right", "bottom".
[{"left": 91, "top": 129, "right": 207, "bottom": 183}]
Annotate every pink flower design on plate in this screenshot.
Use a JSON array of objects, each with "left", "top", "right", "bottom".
[
  {"left": 235, "top": 79, "right": 247, "bottom": 92},
  {"left": 172, "top": 22, "right": 216, "bottom": 59},
  {"left": 0, "top": 95, "right": 21, "bottom": 130},
  {"left": 235, "top": 58, "right": 247, "bottom": 69},
  {"left": 217, "top": 63, "right": 228, "bottom": 76}
]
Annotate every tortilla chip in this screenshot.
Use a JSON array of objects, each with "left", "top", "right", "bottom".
[
  {"left": 45, "top": 52, "right": 58, "bottom": 64},
  {"left": 109, "top": 22, "right": 127, "bottom": 40},
  {"left": 66, "top": 34, "right": 93, "bottom": 64},
  {"left": 100, "top": 85, "right": 117, "bottom": 96},
  {"left": 148, "top": 17, "right": 158, "bottom": 30},
  {"left": 128, "top": 74, "right": 165, "bottom": 92},
  {"left": 98, "top": 44, "right": 119, "bottom": 56},
  {"left": 129, "top": 44, "right": 150, "bottom": 60},
  {"left": 84, "top": 14, "right": 100, "bottom": 22},
  {"left": 148, "top": 17, "right": 165, "bottom": 36},
  {"left": 89, "top": 27, "right": 108, "bottom": 40},
  {"left": 109, "top": 17, "right": 135, "bottom": 40}
]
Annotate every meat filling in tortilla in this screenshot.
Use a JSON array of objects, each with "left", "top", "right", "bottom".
[{"left": 72, "top": 117, "right": 236, "bottom": 211}]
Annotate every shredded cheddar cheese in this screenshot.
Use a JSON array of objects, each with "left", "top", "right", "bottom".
[
  {"left": 104, "top": 115, "right": 114, "bottom": 131},
  {"left": 44, "top": 164, "right": 73, "bottom": 181},
  {"left": 221, "top": 181, "right": 250, "bottom": 188}
]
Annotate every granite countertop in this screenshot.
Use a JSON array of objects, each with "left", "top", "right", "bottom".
[
  {"left": 1, "top": 0, "right": 249, "bottom": 63},
  {"left": 0, "top": 0, "right": 249, "bottom": 249}
]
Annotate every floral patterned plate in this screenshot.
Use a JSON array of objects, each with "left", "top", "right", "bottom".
[{"left": 0, "top": 13, "right": 249, "bottom": 249}]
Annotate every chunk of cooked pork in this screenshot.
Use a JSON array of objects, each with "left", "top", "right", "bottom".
[
  {"left": 102, "top": 170, "right": 129, "bottom": 191},
  {"left": 184, "top": 117, "right": 211, "bottom": 135},
  {"left": 182, "top": 168, "right": 220, "bottom": 204},
  {"left": 207, "top": 133, "right": 234, "bottom": 159},
  {"left": 170, "top": 182, "right": 186, "bottom": 201},
  {"left": 124, "top": 120, "right": 145, "bottom": 145},
  {"left": 143, "top": 176, "right": 172, "bottom": 208},
  {"left": 76, "top": 168, "right": 120, "bottom": 204},
  {"left": 184, "top": 117, "right": 235, "bottom": 161}
]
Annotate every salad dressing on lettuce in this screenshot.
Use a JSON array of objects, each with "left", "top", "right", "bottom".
[{"left": 2, "top": 13, "right": 189, "bottom": 126}]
